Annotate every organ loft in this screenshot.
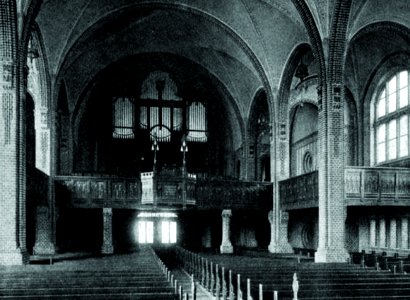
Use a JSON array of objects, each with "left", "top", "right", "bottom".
[{"left": 0, "top": 0, "right": 410, "bottom": 298}]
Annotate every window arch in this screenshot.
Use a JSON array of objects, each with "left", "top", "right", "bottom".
[{"left": 374, "top": 70, "right": 409, "bottom": 164}]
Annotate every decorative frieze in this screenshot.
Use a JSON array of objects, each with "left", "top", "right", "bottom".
[
  {"left": 345, "top": 167, "right": 410, "bottom": 205},
  {"left": 279, "top": 171, "right": 318, "bottom": 210},
  {"left": 56, "top": 174, "right": 272, "bottom": 210}
]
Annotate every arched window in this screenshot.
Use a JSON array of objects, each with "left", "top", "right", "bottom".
[
  {"left": 374, "top": 70, "right": 409, "bottom": 164},
  {"left": 139, "top": 71, "right": 183, "bottom": 142}
]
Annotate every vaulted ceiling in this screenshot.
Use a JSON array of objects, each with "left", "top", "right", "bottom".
[
  {"left": 33, "top": 0, "right": 307, "bottom": 117},
  {"left": 27, "top": 0, "right": 410, "bottom": 118}
]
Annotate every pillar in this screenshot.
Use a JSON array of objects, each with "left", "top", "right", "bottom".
[
  {"left": 369, "top": 218, "right": 376, "bottom": 248},
  {"left": 268, "top": 210, "right": 292, "bottom": 253},
  {"left": 314, "top": 0, "right": 353, "bottom": 262},
  {"left": 315, "top": 83, "right": 349, "bottom": 263},
  {"left": 390, "top": 218, "right": 397, "bottom": 249},
  {"left": 0, "top": 1, "right": 28, "bottom": 265},
  {"left": 379, "top": 218, "right": 386, "bottom": 248},
  {"left": 220, "top": 209, "right": 233, "bottom": 254},
  {"left": 101, "top": 208, "right": 114, "bottom": 254},
  {"left": 401, "top": 217, "right": 408, "bottom": 249},
  {"left": 33, "top": 206, "right": 56, "bottom": 255}
]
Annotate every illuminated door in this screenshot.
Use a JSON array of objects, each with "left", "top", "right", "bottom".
[
  {"left": 138, "top": 221, "right": 154, "bottom": 243},
  {"left": 161, "top": 221, "right": 177, "bottom": 244}
]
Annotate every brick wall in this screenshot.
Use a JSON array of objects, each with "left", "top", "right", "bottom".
[{"left": 0, "top": 0, "right": 27, "bottom": 265}]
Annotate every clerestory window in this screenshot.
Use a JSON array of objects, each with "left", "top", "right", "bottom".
[{"left": 374, "top": 70, "right": 409, "bottom": 164}]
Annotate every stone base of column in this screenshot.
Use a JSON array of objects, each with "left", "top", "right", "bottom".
[
  {"left": 268, "top": 210, "right": 293, "bottom": 253},
  {"left": 0, "top": 250, "right": 29, "bottom": 265},
  {"left": 33, "top": 242, "right": 56, "bottom": 255},
  {"left": 220, "top": 243, "right": 233, "bottom": 254},
  {"left": 314, "top": 246, "right": 350, "bottom": 263},
  {"left": 33, "top": 206, "right": 56, "bottom": 255},
  {"left": 101, "top": 244, "right": 114, "bottom": 255},
  {"left": 268, "top": 240, "right": 293, "bottom": 253}
]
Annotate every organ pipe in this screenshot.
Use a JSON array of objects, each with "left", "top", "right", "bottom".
[
  {"left": 113, "top": 72, "right": 208, "bottom": 143},
  {"left": 112, "top": 97, "right": 134, "bottom": 139},
  {"left": 187, "top": 101, "right": 207, "bottom": 142}
]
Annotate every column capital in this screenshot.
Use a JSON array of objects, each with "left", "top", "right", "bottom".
[
  {"left": 103, "top": 207, "right": 113, "bottom": 215},
  {"left": 221, "top": 209, "right": 232, "bottom": 218}
]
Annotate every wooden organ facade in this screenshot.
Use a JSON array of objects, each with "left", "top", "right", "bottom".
[{"left": 112, "top": 71, "right": 207, "bottom": 144}]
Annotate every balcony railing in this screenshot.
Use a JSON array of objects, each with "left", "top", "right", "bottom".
[
  {"left": 195, "top": 179, "right": 273, "bottom": 210},
  {"left": 345, "top": 167, "right": 410, "bottom": 205},
  {"left": 55, "top": 174, "right": 272, "bottom": 210},
  {"left": 279, "top": 171, "right": 318, "bottom": 210},
  {"left": 55, "top": 175, "right": 142, "bottom": 208}
]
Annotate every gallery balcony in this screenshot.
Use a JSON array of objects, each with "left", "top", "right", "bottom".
[
  {"left": 279, "top": 167, "right": 410, "bottom": 210},
  {"left": 279, "top": 171, "right": 318, "bottom": 211},
  {"left": 345, "top": 166, "right": 410, "bottom": 206},
  {"left": 54, "top": 173, "right": 273, "bottom": 211}
]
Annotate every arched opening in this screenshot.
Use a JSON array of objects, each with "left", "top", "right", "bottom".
[
  {"left": 248, "top": 89, "right": 270, "bottom": 181},
  {"left": 289, "top": 103, "right": 318, "bottom": 177},
  {"left": 70, "top": 53, "right": 238, "bottom": 178}
]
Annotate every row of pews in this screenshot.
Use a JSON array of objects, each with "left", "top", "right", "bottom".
[
  {"left": 175, "top": 247, "right": 410, "bottom": 299},
  {"left": 0, "top": 247, "right": 178, "bottom": 299},
  {"left": 351, "top": 250, "right": 410, "bottom": 273}
]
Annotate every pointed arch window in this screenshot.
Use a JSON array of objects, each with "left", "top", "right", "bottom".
[
  {"left": 139, "top": 71, "right": 183, "bottom": 142},
  {"left": 374, "top": 70, "right": 409, "bottom": 164}
]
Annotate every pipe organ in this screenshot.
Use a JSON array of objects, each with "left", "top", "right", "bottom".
[
  {"left": 187, "top": 101, "right": 207, "bottom": 142},
  {"left": 113, "top": 71, "right": 207, "bottom": 143},
  {"left": 112, "top": 97, "right": 135, "bottom": 139}
]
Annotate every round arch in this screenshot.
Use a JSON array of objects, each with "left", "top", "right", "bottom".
[
  {"left": 347, "top": 22, "right": 410, "bottom": 166},
  {"left": 247, "top": 88, "right": 270, "bottom": 181},
  {"left": 53, "top": 2, "right": 275, "bottom": 123}
]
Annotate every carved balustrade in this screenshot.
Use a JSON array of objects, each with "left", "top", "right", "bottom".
[
  {"left": 345, "top": 167, "right": 410, "bottom": 205},
  {"left": 195, "top": 179, "right": 273, "bottom": 210},
  {"left": 55, "top": 175, "right": 142, "bottom": 208},
  {"left": 55, "top": 174, "right": 272, "bottom": 210},
  {"left": 279, "top": 171, "right": 318, "bottom": 210}
]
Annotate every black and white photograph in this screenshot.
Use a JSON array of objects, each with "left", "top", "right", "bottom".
[{"left": 0, "top": 0, "right": 409, "bottom": 299}]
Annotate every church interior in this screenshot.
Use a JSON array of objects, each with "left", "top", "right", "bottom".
[{"left": 1, "top": 0, "right": 410, "bottom": 299}]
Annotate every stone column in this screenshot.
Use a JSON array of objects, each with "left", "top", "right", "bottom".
[
  {"left": 0, "top": 1, "right": 28, "bottom": 265},
  {"left": 33, "top": 206, "right": 56, "bottom": 255},
  {"left": 390, "top": 218, "right": 397, "bottom": 249},
  {"left": 101, "top": 208, "right": 114, "bottom": 254},
  {"left": 379, "top": 218, "right": 386, "bottom": 248},
  {"left": 401, "top": 217, "right": 408, "bottom": 249},
  {"left": 314, "top": 0, "right": 352, "bottom": 262},
  {"left": 220, "top": 209, "right": 233, "bottom": 254},
  {"left": 268, "top": 210, "right": 292, "bottom": 253},
  {"left": 315, "top": 83, "right": 349, "bottom": 262},
  {"left": 369, "top": 218, "right": 377, "bottom": 248}
]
